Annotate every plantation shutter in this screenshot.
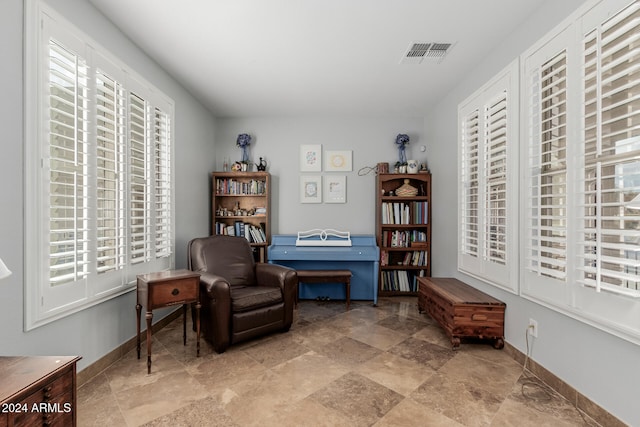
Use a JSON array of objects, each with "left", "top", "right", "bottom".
[
  {"left": 129, "top": 92, "right": 152, "bottom": 264},
  {"left": 580, "top": 1, "right": 640, "bottom": 296},
  {"left": 154, "top": 107, "right": 172, "bottom": 258},
  {"left": 458, "top": 59, "right": 518, "bottom": 292},
  {"left": 526, "top": 50, "right": 568, "bottom": 281},
  {"left": 461, "top": 109, "right": 480, "bottom": 258},
  {"left": 95, "top": 69, "right": 126, "bottom": 274},
  {"left": 47, "top": 39, "right": 90, "bottom": 287},
  {"left": 484, "top": 92, "right": 508, "bottom": 265}
]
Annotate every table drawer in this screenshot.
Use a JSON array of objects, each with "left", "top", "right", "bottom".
[{"left": 148, "top": 277, "right": 198, "bottom": 308}]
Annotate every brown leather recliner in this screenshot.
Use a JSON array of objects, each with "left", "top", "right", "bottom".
[{"left": 188, "top": 235, "right": 297, "bottom": 353}]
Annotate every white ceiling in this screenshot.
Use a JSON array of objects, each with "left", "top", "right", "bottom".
[{"left": 88, "top": 0, "right": 548, "bottom": 117}]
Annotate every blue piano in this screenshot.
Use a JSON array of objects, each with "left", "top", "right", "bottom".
[{"left": 268, "top": 234, "right": 379, "bottom": 305}]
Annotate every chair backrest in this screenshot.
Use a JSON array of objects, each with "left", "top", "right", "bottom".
[{"left": 188, "top": 235, "right": 256, "bottom": 286}]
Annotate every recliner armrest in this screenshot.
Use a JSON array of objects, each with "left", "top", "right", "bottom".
[
  {"left": 255, "top": 263, "right": 296, "bottom": 290},
  {"left": 199, "top": 272, "right": 231, "bottom": 300}
]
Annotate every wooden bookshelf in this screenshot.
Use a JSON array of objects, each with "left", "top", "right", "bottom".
[
  {"left": 211, "top": 171, "right": 270, "bottom": 262},
  {"left": 375, "top": 173, "right": 431, "bottom": 296}
]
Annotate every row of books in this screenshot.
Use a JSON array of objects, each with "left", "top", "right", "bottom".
[
  {"left": 381, "top": 230, "right": 427, "bottom": 248},
  {"left": 381, "top": 250, "right": 428, "bottom": 267},
  {"left": 381, "top": 201, "right": 428, "bottom": 225},
  {"left": 380, "top": 269, "right": 426, "bottom": 292},
  {"left": 215, "top": 221, "right": 267, "bottom": 243},
  {"left": 215, "top": 178, "right": 266, "bottom": 195}
]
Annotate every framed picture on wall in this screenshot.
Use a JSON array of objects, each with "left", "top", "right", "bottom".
[
  {"left": 300, "top": 144, "right": 322, "bottom": 172},
  {"left": 323, "top": 175, "right": 346, "bottom": 203},
  {"left": 300, "top": 175, "right": 322, "bottom": 203},
  {"left": 325, "top": 150, "right": 352, "bottom": 172}
]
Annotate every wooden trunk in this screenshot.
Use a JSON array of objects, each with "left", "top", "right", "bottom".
[{"left": 417, "top": 277, "right": 505, "bottom": 350}]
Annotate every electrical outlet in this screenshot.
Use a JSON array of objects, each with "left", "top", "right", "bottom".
[{"left": 528, "top": 318, "right": 538, "bottom": 338}]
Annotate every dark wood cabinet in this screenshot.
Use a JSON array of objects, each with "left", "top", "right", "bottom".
[
  {"left": 375, "top": 173, "right": 431, "bottom": 296},
  {"left": 0, "top": 356, "right": 81, "bottom": 427}
]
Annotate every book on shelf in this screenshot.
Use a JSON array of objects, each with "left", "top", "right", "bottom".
[
  {"left": 215, "top": 178, "right": 266, "bottom": 195},
  {"left": 215, "top": 221, "right": 267, "bottom": 244},
  {"left": 381, "top": 230, "right": 427, "bottom": 248},
  {"left": 380, "top": 269, "right": 426, "bottom": 292},
  {"left": 381, "top": 201, "right": 428, "bottom": 225}
]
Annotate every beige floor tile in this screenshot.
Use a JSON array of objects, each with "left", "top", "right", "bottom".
[
  {"left": 410, "top": 370, "right": 505, "bottom": 427},
  {"left": 185, "top": 348, "right": 267, "bottom": 392},
  {"left": 115, "top": 370, "right": 209, "bottom": 426},
  {"left": 388, "top": 336, "right": 456, "bottom": 370},
  {"left": 309, "top": 372, "right": 404, "bottom": 427},
  {"left": 355, "top": 351, "right": 436, "bottom": 396},
  {"left": 348, "top": 322, "right": 410, "bottom": 350},
  {"left": 437, "top": 352, "right": 522, "bottom": 398},
  {"left": 141, "top": 396, "right": 239, "bottom": 427},
  {"left": 314, "top": 336, "right": 382, "bottom": 368},
  {"left": 241, "top": 332, "right": 310, "bottom": 368},
  {"left": 376, "top": 397, "right": 465, "bottom": 427},
  {"left": 258, "top": 397, "right": 353, "bottom": 427}
]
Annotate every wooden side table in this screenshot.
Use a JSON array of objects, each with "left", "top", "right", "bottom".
[{"left": 136, "top": 269, "right": 201, "bottom": 374}]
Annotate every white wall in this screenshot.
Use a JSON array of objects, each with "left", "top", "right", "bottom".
[
  {"left": 215, "top": 117, "right": 424, "bottom": 234},
  {"left": 426, "top": 0, "right": 639, "bottom": 425},
  {"left": 0, "top": 0, "right": 216, "bottom": 370}
]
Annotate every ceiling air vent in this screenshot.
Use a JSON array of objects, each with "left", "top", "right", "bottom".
[{"left": 400, "top": 42, "right": 453, "bottom": 64}]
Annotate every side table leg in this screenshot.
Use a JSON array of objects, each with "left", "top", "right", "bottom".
[
  {"left": 345, "top": 280, "right": 351, "bottom": 310},
  {"left": 136, "top": 303, "right": 142, "bottom": 359},
  {"left": 146, "top": 311, "right": 153, "bottom": 374},
  {"left": 182, "top": 304, "right": 187, "bottom": 346},
  {"left": 195, "top": 301, "right": 201, "bottom": 357}
]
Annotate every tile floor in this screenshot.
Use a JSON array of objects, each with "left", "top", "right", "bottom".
[{"left": 78, "top": 297, "right": 599, "bottom": 426}]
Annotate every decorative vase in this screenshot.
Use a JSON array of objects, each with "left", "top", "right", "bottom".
[{"left": 407, "top": 159, "right": 419, "bottom": 174}]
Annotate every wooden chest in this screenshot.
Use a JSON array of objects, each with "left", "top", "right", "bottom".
[
  {"left": 417, "top": 277, "right": 505, "bottom": 349},
  {"left": 0, "top": 356, "right": 81, "bottom": 427}
]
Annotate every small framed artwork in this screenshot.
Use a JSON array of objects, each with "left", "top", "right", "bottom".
[
  {"left": 300, "top": 175, "right": 322, "bottom": 203},
  {"left": 325, "top": 150, "right": 352, "bottom": 172},
  {"left": 300, "top": 144, "right": 322, "bottom": 172},
  {"left": 324, "top": 175, "right": 346, "bottom": 203}
]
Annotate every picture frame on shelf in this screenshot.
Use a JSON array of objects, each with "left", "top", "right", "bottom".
[
  {"left": 324, "top": 175, "right": 346, "bottom": 203},
  {"left": 325, "top": 150, "right": 352, "bottom": 172},
  {"left": 300, "top": 175, "right": 322, "bottom": 203},
  {"left": 300, "top": 144, "right": 322, "bottom": 172}
]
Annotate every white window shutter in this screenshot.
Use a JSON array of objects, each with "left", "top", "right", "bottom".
[
  {"left": 461, "top": 108, "right": 480, "bottom": 259},
  {"left": 484, "top": 92, "right": 508, "bottom": 265},
  {"left": 526, "top": 50, "right": 568, "bottom": 281},
  {"left": 129, "top": 92, "right": 152, "bottom": 264},
  {"left": 154, "top": 107, "right": 172, "bottom": 259},
  {"left": 579, "top": 1, "right": 640, "bottom": 297},
  {"left": 95, "top": 69, "right": 127, "bottom": 274},
  {"left": 458, "top": 59, "right": 518, "bottom": 292},
  {"left": 47, "top": 39, "right": 91, "bottom": 287}
]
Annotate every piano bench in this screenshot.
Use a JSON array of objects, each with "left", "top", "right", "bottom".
[{"left": 296, "top": 269, "right": 352, "bottom": 309}]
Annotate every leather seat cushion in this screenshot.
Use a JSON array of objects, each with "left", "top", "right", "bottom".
[{"left": 231, "top": 285, "right": 283, "bottom": 312}]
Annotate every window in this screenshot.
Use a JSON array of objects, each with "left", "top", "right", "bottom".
[
  {"left": 580, "top": 1, "right": 640, "bottom": 297},
  {"left": 522, "top": 0, "right": 640, "bottom": 344},
  {"left": 527, "top": 51, "right": 568, "bottom": 282},
  {"left": 25, "top": 2, "right": 175, "bottom": 329},
  {"left": 458, "top": 59, "right": 519, "bottom": 293}
]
